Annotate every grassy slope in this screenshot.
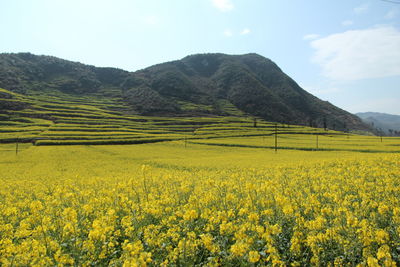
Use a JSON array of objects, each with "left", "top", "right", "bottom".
[
  {"left": 0, "top": 88, "right": 330, "bottom": 144},
  {"left": 0, "top": 52, "right": 370, "bottom": 131},
  {"left": 1, "top": 86, "right": 397, "bottom": 151}
]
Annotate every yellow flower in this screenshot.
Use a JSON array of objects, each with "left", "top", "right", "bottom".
[
  {"left": 375, "top": 229, "right": 389, "bottom": 244},
  {"left": 62, "top": 222, "right": 75, "bottom": 236},
  {"left": 54, "top": 250, "right": 75, "bottom": 265},
  {"left": 230, "top": 242, "right": 248, "bottom": 257},
  {"left": 29, "top": 200, "right": 44, "bottom": 213},
  {"left": 376, "top": 245, "right": 391, "bottom": 260},
  {"left": 377, "top": 204, "right": 389, "bottom": 215},
  {"left": 283, "top": 204, "right": 294, "bottom": 215},
  {"left": 248, "top": 251, "right": 260, "bottom": 263},
  {"left": 62, "top": 207, "right": 78, "bottom": 223},
  {"left": 367, "top": 257, "right": 379, "bottom": 267},
  {"left": 183, "top": 209, "right": 198, "bottom": 221},
  {"left": 248, "top": 212, "right": 259, "bottom": 222}
]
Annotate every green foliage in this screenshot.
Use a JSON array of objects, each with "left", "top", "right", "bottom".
[
  {"left": 124, "top": 86, "right": 180, "bottom": 114},
  {"left": 0, "top": 52, "right": 370, "bottom": 131}
]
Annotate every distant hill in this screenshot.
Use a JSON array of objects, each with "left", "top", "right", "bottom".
[
  {"left": 356, "top": 112, "right": 400, "bottom": 135},
  {"left": 0, "top": 52, "right": 370, "bottom": 131}
]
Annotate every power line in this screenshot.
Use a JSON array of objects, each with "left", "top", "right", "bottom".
[{"left": 380, "top": 0, "right": 400, "bottom": 4}]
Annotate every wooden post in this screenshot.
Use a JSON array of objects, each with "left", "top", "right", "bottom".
[
  {"left": 316, "top": 134, "right": 319, "bottom": 149},
  {"left": 184, "top": 136, "right": 187, "bottom": 148},
  {"left": 16, "top": 138, "right": 19, "bottom": 155},
  {"left": 274, "top": 123, "right": 278, "bottom": 153}
]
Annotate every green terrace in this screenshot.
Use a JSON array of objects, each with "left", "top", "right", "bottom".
[{"left": 2, "top": 87, "right": 397, "bottom": 151}]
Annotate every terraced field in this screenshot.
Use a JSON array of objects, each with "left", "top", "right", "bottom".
[
  {"left": 0, "top": 88, "right": 333, "bottom": 146},
  {"left": 0, "top": 88, "right": 245, "bottom": 144},
  {"left": 2, "top": 87, "right": 394, "bottom": 153}
]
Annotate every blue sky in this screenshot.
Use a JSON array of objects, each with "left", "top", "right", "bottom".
[{"left": 1, "top": 0, "right": 399, "bottom": 114}]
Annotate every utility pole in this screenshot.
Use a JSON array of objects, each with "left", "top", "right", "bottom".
[
  {"left": 274, "top": 123, "right": 278, "bottom": 153},
  {"left": 16, "top": 138, "right": 19, "bottom": 155}
]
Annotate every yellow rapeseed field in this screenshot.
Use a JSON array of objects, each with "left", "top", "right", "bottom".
[{"left": 0, "top": 141, "right": 399, "bottom": 266}]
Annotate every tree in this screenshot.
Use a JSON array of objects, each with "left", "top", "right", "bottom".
[{"left": 309, "top": 118, "right": 313, "bottom": 128}]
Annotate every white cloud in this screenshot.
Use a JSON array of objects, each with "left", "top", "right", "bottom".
[
  {"left": 143, "top": 15, "right": 158, "bottom": 25},
  {"left": 240, "top": 28, "right": 251, "bottom": 35},
  {"left": 211, "top": 0, "right": 234, "bottom": 12},
  {"left": 385, "top": 8, "right": 398, "bottom": 19},
  {"left": 223, "top": 29, "right": 233, "bottom": 37},
  {"left": 310, "top": 26, "right": 400, "bottom": 81},
  {"left": 354, "top": 3, "right": 369, "bottom": 14},
  {"left": 303, "top": 34, "right": 320, "bottom": 41},
  {"left": 341, "top": 20, "right": 354, "bottom": 26}
]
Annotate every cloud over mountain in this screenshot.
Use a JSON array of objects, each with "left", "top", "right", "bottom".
[{"left": 310, "top": 26, "right": 400, "bottom": 81}]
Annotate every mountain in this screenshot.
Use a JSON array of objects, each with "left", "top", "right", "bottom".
[
  {"left": 356, "top": 112, "right": 400, "bottom": 135},
  {"left": 0, "top": 52, "right": 369, "bottom": 131}
]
